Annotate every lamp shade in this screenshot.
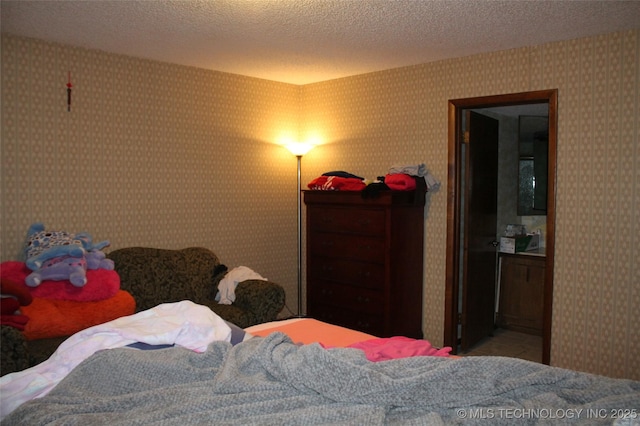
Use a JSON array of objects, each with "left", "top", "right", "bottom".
[{"left": 285, "top": 143, "right": 314, "bottom": 156}]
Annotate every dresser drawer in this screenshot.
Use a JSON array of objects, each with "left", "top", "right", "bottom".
[
  {"left": 309, "top": 231, "right": 386, "bottom": 263},
  {"left": 308, "top": 207, "right": 385, "bottom": 236},
  {"left": 308, "top": 303, "right": 383, "bottom": 335},
  {"left": 309, "top": 257, "right": 385, "bottom": 289},
  {"left": 308, "top": 280, "right": 384, "bottom": 314}
]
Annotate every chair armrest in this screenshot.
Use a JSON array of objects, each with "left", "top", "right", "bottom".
[
  {"left": 233, "top": 280, "right": 285, "bottom": 325},
  {"left": 1, "top": 325, "right": 29, "bottom": 376}
]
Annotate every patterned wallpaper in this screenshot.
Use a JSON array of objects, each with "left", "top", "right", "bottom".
[
  {"left": 301, "top": 29, "right": 639, "bottom": 380},
  {"left": 2, "top": 29, "right": 638, "bottom": 380},
  {"left": 0, "top": 34, "right": 303, "bottom": 316}
]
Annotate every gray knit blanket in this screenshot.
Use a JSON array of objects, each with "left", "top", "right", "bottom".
[{"left": 3, "top": 332, "right": 639, "bottom": 425}]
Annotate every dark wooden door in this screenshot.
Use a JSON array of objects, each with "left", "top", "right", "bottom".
[
  {"left": 460, "top": 111, "right": 499, "bottom": 351},
  {"left": 447, "top": 90, "right": 557, "bottom": 364}
]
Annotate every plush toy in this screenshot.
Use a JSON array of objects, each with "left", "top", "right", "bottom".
[
  {"left": 23, "top": 223, "right": 114, "bottom": 287},
  {"left": 24, "top": 223, "right": 85, "bottom": 271},
  {"left": 85, "top": 250, "right": 115, "bottom": 270},
  {"left": 25, "top": 255, "right": 88, "bottom": 287},
  {"left": 75, "top": 231, "right": 111, "bottom": 253},
  {"left": 76, "top": 232, "right": 115, "bottom": 270}
]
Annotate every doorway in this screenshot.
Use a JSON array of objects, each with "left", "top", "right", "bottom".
[{"left": 444, "top": 90, "right": 557, "bottom": 365}]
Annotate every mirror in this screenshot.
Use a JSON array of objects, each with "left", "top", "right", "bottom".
[{"left": 518, "top": 115, "right": 548, "bottom": 215}]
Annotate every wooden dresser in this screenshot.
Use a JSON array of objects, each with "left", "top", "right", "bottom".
[
  {"left": 303, "top": 190, "right": 425, "bottom": 338},
  {"left": 496, "top": 254, "right": 545, "bottom": 335}
]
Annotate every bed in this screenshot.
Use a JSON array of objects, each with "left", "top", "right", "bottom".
[{"left": 1, "top": 301, "right": 639, "bottom": 425}]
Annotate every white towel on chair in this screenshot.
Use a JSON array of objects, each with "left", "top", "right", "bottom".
[{"left": 216, "top": 266, "right": 267, "bottom": 305}]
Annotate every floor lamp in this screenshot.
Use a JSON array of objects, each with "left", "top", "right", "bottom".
[{"left": 286, "top": 143, "right": 313, "bottom": 317}]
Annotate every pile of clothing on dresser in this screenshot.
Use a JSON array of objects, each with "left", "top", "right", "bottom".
[{"left": 307, "top": 163, "right": 440, "bottom": 194}]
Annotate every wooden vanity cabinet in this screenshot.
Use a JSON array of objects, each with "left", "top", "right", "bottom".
[
  {"left": 303, "top": 190, "right": 425, "bottom": 338},
  {"left": 496, "top": 254, "right": 545, "bottom": 335}
]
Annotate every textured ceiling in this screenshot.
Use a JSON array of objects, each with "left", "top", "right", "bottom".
[{"left": 2, "top": 0, "right": 640, "bottom": 85}]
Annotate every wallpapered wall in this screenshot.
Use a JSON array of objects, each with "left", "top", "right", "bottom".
[
  {"left": 2, "top": 30, "right": 639, "bottom": 380},
  {"left": 0, "top": 34, "right": 303, "bottom": 316},
  {"left": 302, "top": 29, "right": 639, "bottom": 381}
]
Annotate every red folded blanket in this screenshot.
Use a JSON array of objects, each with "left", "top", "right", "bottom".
[
  {"left": 384, "top": 173, "right": 416, "bottom": 191},
  {"left": 21, "top": 290, "right": 136, "bottom": 340},
  {"left": 307, "top": 176, "right": 366, "bottom": 191},
  {"left": 1, "top": 273, "right": 34, "bottom": 330},
  {"left": 1, "top": 261, "right": 120, "bottom": 302}
]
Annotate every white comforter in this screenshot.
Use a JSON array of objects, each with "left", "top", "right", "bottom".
[{"left": 0, "top": 300, "right": 232, "bottom": 419}]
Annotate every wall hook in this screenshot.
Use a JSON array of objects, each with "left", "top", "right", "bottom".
[{"left": 66, "top": 71, "right": 73, "bottom": 112}]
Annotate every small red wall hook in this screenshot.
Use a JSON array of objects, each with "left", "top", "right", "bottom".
[{"left": 66, "top": 71, "right": 73, "bottom": 112}]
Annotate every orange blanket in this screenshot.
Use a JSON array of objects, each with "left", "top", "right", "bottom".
[
  {"left": 246, "top": 318, "right": 377, "bottom": 347},
  {"left": 21, "top": 290, "right": 135, "bottom": 340}
]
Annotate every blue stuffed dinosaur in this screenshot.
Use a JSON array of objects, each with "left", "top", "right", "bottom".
[
  {"left": 75, "top": 231, "right": 115, "bottom": 270},
  {"left": 85, "top": 250, "right": 114, "bottom": 270},
  {"left": 23, "top": 223, "right": 114, "bottom": 287},
  {"left": 25, "top": 255, "right": 88, "bottom": 287},
  {"left": 75, "top": 231, "right": 111, "bottom": 253},
  {"left": 24, "top": 223, "right": 85, "bottom": 271}
]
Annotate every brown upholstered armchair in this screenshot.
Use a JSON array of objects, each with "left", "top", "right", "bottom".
[{"left": 0, "top": 246, "right": 285, "bottom": 376}]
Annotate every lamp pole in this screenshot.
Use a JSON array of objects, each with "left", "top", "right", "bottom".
[
  {"left": 285, "top": 142, "right": 313, "bottom": 318},
  {"left": 296, "top": 154, "right": 303, "bottom": 317}
]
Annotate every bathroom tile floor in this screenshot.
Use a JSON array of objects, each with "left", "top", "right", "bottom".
[{"left": 462, "top": 328, "right": 542, "bottom": 363}]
